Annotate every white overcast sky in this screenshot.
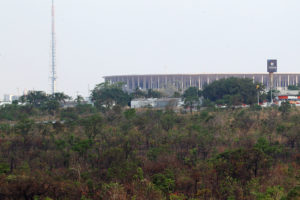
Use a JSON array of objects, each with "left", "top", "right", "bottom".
[{"left": 0, "top": 0, "right": 300, "bottom": 98}]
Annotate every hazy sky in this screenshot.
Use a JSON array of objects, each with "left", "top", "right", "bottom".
[{"left": 1, "top": 0, "right": 300, "bottom": 98}]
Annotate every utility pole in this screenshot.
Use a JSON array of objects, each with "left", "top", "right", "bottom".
[
  {"left": 50, "top": 0, "right": 57, "bottom": 94},
  {"left": 267, "top": 60, "right": 277, "bottom": 104},
  {"left": 256, "top": 84, "right": 260, "bottom": 105},
  {"left": 270, "top": 72, "right": 274, "bottom": 104}
]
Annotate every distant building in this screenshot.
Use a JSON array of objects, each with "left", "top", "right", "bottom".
[
  {"left": 104, "top": 73, "right": 300, "bottom": 92},
  {"left": 131, "top": 98, "right": 183, "bottom": 109},
  {"left": 276, "top": 90, "right": 300, "bottom": 106},
  {"left": 3, "top": 94, "right": 20, "bottom": 102}
]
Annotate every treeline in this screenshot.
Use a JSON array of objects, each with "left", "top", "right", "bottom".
[{"left": 91, "top": 77, "right": 268, "bottom": 112}]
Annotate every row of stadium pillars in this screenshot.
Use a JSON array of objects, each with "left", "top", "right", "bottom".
[{"left": 108, "top": 74, "right": 299, "bottom": 91}]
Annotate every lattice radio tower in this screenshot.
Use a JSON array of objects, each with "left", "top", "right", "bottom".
[{"left": 50, "top": 0, "right": 57, "bottom": 94}]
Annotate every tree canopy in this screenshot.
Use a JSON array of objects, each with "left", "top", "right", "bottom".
[
  {"left": 202, "top": 77, "right": 264, "bottom": 105},
  {"left": 182, "top": 87, "right": 201, "bottom": 113},
  {"left": 19, "top": 91, "right": 70, "bottom": 114},
  {"left": 91, "top": 82, "right": 130, "bottom": 111},
  {"left": 0, "top": 86, "right": 299, "bottom": 199}
]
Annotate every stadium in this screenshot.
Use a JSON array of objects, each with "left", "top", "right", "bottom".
[{"left": 104, "top": 73, "right": 300, "bottom": 91}]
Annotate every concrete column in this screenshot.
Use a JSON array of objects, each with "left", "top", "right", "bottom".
[
  {"left": 173, "top": 76, "right": 175, "bottom": 86},
  {"left": 126, "top": 77, "right": 130, "bottom": 89},
  {"left": 294, "top": 76, "right": 296, "bottom": 85},
  {"left": 198, "top": 77, "right": 201, "bottom": 89},
  {"left": 150, "top": 76, "right": 153, "bottom": 89},
  {"left": 165, "top": 76, "right": 167, "bottom": 88},
  {"left": 181, "top": 76, "right": 184, "bottom": 90},
  {"left": 158, "top": 77, "right": 160, "bottom": 90},
  {"left": 207, "top": 76, "right": 210, "bottom": 85},
  {"left": 279, "top": 75, "right": 281, "bottom": 88},
  {"left": 132, "top": 77, "right": 135, "bottom": 90},
  {"left": 252, "top": 76, "right": 255, "bottom": 83},
  {"left": 189, "top": 76, "right": 192, "bottom": 87},
  {"left": 261, "top": 75, "right": 264, "bottom": 84},
  {"left": 288, "top": 75, "right": 290, "bottom": 86}
]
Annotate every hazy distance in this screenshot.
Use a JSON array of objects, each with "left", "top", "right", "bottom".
[{"left": 1, "top": 0, "right": 300, "bottom": 98}]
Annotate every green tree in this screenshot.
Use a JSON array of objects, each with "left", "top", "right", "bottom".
[
  {"left": 15, "top": 118, "right": 34, "bottom": 135},
  {"left": 213, "top": 148, "right": 271, "bottom": 185},
  {"left": 266, "top": 89, "right": 279, "bottom": 102},
  {"left": 91, "top": 82, "right": 130, "bottom": 111},
  {"left": 20, "top": 91, "right": 70, "bottom": 114},
  {"left": 147, "top": 89, "right": 162, "bottom": 98},
  {"left": 279, "top": 101, "right": 291, "bottom": 119},
  {"left": 173, "top": 91, "right": 181, "bottom": 98},
  {"left": 152, "top": 170, "right": 175, "bottom": 196},
  {"left": 131, "top": 88, "right": 147, "bottom": 99},
  {"left": 202, "top": 77, "right": 264, "bottom": 105},
  {"left": 80, "top": 114, "right": 103, "bottom": 139},
  {"left": 50, "top": 92, "right": 71, "bottom": 103},
  {"left": 20, "top": 91, "right": 48, "bottom": 108},
  {"left": 182, "top": 87, "right": 200, "bottom": 113},
  {"left": 75, "top": 95, "right": 85, "bottom": 104}
]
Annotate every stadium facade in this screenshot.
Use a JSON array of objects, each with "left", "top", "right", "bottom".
[{"left": 104, "top": 73, "right": 300, "bottom": 91}]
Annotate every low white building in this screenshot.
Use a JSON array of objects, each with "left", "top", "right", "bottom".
[
  {"left": 131, "top": 98, "right": 183, "bottom": 109},
  {"left": 3, "top": 94, "right": 20, "bottom": 102}
]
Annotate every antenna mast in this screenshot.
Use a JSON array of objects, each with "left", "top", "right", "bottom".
[{"left": 50, "top": 0, "right": 57, "bottom": 94}]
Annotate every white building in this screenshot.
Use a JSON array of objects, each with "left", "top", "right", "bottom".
[
  {"left": 131, "top": 98, "right": 183, "bottom": 109},
  {"left": 3, "top": 94, "right": 20, "bottom": 102}
]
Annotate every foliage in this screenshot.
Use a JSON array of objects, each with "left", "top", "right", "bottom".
[
  {"left": 254, "top": 185, "right": 285, "bottom": 200},
  {"left": 202, "top": 77, "right": 264, "bottom": 105},
  {"left": 80, "top": 114, "right": 103, "bottom": 139},
  {"left": 0, "top": 104, "right": 298, "bottom": 199},
  {"left": 0, "top": 104, "right": 35, "bottom": 121},
  {"left": 279, "top": 101, "right": 292, "bottom": 118},
  {"left": 131, "top": 88, "right": 147, "bottom": 99},
  {"left": 91, "top": 82, "right": 130, "bottom": 111},
  {"left": 266, "top": 89, "right": 280, "bottom": 102},
  {"left": 182, "top": 87, "right": 200, "bottom": 113},
  {"left": 286, "top": 186, "right": 300, "bottom": 200},
  {"left": 147, "top": 89, "right": 163, "bottom": 98},
  {"left": 19, "top": 91, "right": 70, "bottom": 115},
  {"left": 152, "top": 170, "right": 175, "bottom": 195},
  {"left": 288, "top": 85, "right": 300, "bottom": 90}
]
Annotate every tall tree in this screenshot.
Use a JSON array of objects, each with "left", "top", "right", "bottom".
[
  {"left": 202, "top": 77, "right": 264, "bottom": 105},
  {"left": 146, "top": 89, "right": 162, "bottom": 98},
  {"left": 131, "top": 88, "right": 147, "bottom": 99},
  {"left": 50, "top": 92, "right": 71, "bottom": 103},
  {"left": 182, "top": 87, "right": 200, "bottom": 113},
  {"left": 20, "top": 91, "right": 48, "bottom": 108},
  {"left": 91, "top": 82, "right": 130, "bottom": 111}
]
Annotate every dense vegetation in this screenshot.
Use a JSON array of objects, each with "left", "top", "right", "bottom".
[
  {"left": 91, "top": 78, "right": 266, "bottom": 113},
  {"left": 0, "top": 102, "right": 299, "bottom": 199},
  {"left": 202, "top": 78, "right": 265, "bottom": 105},
  {"left": 0, "top": 79, "right": 299, "bottom": 200}
]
